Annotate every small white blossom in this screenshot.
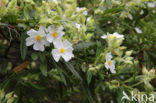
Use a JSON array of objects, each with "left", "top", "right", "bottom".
[
  {"left": 128, "top": 14, "right": 133, "bottom": 20},
  {"left": 46, "top": 25, "right": 65, "bottom": 43},
  {"left": 101, "top": 32, "right": 124, "bottom": 39},
  {"left": 75, "top": 23, "right": 81, "bottom": 30},
  {"left": 152, "top": 10, "right": 156, "bottom": 13},
  {"left": 47, "top": 0, "right": 57, "bottom": 3},
  {"left": 83, "top": 10, "right": 88, "bottom": 16},
  {"left": 107, "top": 21, "right": 111, "bottom": 24},
  {"left": 135, "top": 27, "right": 142, "bottom": 34},
  {"left": 52, "top": 38, "right": 74, "bottom": 62},
  {"left": 147, "top": 2, "right": 155, "bottom": 8},
  {"left": 76, "top": 7, "right": 83, "bottom": 12},
  {"left": 105, "top": 52, "right": 116, "bottom": 73},
  {"left": 53, "top": 0, "right": 58, "bottom": 3},
  {"left": 76, "top": 7, "right": 88, "bottom": 16},
  {"left": 26, "top": 26, "right": 49, "bottom": 52},
  {"left": 140, "top": 10, "right": 144, "bottom": 15},
  {"left": 87, "top": 17, "right": 91, "bottom": 22}
]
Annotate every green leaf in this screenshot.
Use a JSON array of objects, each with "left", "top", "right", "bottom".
[
  {"left": 56, "top": 65, "right": 67, "bottom": 86},
  {"left": 51, "top": 58, "right": 67, "bottom": 85},
  {"left": 117, "top": 87, "right": 125, "bottom": 103},
  {"left": 81, "top": 83, "right": 94, "bottom": 103},
  {"left": 96, "top": 41, "right": 103, "bottom": 57},
  {"left": 40, "top": 53, "right": 46, "bottom": 63},
  {"left": 0, "top": 89, "right": 5, "bottom": 100},
  {"left": 65, "top": 62, "right": 82, "bottom": 81},
  {"left": 74, "top": 42, "right": 96, "bottom": 52},
  {"left": 103, "top": 8, "right": 123, "bottom": 15},
  {"left": 20, "top": 33, "right": 27, "bottom": 60},
  {"left": 7, "top": 97, "right": 15, "bottom": 103},
  {"left": 106, "top": 0, "right": 111, "bottom": 9},
  {"left": 28, "top": 82, "right": 46, "bottom": 90},
  {"left": 31, "top": 53, "right": 38, "bottom": 61},
  {"left": 6, "top": 92, "right": 14, "bottom": 99},
  {"left": 143, "top": 51, "right": 151, "bottom": 70},
  {"left": 87, "top": 71, "right": 92, "bottom": 85},
  {"left": 40, "top": 63, "right": 47, "bottom": 77}
]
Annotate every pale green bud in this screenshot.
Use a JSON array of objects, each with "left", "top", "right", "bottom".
[
  {"left": 126, "top": 50, "right": 133, "bottom": 56},
  {"left": 144, "top": 81, "right": 154, "bottom": 92},
  {"left": 5, "top": 92, "right": 14, "bottom": 99},
  {"left": 142, "top": 66, "right": 148, "bottom": 75}
]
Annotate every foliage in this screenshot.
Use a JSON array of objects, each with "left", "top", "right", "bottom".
[{"left": 0, "top": 0, "right": 156, "bottom": 103}]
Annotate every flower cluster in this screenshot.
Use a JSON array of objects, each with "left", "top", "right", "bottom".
[
  {"left": 101, "top": 32, "right": 124, "bottom": 73},
  {"left": 26, "top": 25, "right": 74, "bottom": 62},
  {"left": 101, "top": 32, "right": 124, "bottom": 39}
]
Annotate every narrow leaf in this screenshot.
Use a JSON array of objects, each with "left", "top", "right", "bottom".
[
  {"left": 65, "top": 62, "right": 82, "bottom": 81},
  {"left": 56, "top": 66, "right": 67, "bottom": 85},
  {"left": 20, "top": 33, "right": 27, "bottom": 60},
  {"left": 40, "top": 63, "right": 47, "bottom": 77},
  {"left": 87, "top": 71, "right": 92, "bottom": 85}
]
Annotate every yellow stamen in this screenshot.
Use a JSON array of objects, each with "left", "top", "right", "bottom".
[
  {"left": 60, "top": 48, "right": 65, "bottom": 54},
  {"left": 110, "top": 35, "right": 115, "bottom": 38},
  {"left": 108, "top": 61, "right": 111, "bottom": 66},
  {"left": 36, "top": 35, "right": 42, "bottom": 41},
  {"left": 52, "top": 32, "right": 58, "bottom": 38}
]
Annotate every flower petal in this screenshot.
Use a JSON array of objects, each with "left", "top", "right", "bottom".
[
  {"left": 39, "top": 26, "right": 46, "bottom": 36},
  {"left": 58, "top": 31, "right": 65, "bottom": 36},
  {"left": 106, "top": 52, "right": 112, "bottom": 61},
  {"left": 101, "top": 35, "right": 107, "bottom": 39},
  {"left": 26, "top": 37, "right": 35, "bottom": 46},
  {"left": 41, "top": 38, "right": 50, "bottom": 46},
  {"left": 110, "top": 68, "right": 116, "bottom": 73},
  {"left": 114, "top": 32, "right": 124, "bottom": 38},
  {"left": 52, "top": 49, "right": 61, "bottom": 62},
  {"left": 53, "top": 38, "right": 63, "bottom": 49},
  {"left": 46, "top": 33, "right": 54, "bottom": 43},
  {"left": 62, "top": 53, "right": 73, "bottom": 62},
  {"left": 110, "top": 60, "right": 115, "bottom": 70},
  {"left": 27, "top": 29, "right": 37, "bottom": 36},
  {"left": 33, "top": 42, "right": 44, "bottom": 52},
  {"left": 63, "top": 39, "right": 72, "bottom": 49},
  {"left": 48, "top": 25, "right": 55, "bottom": 33},
  {"left": 58, "top": 25, "right": 64, "bottom": 31},
  {"left": 105, "top": 62, "right": 109, "bottom": 69},
  {"left": 66, "top": 47, "right": 74, "bottom": 53}
]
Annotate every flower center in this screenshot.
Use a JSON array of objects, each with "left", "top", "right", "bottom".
[
  {"left": 36, "top": 35, "right": 42, "bottom": 41},
  {"left": 60, "top": 48, "right": 65, "bottom": 54},
  {"left": 110, "top": 35, "right": 115, "bottom": 38},
  {"left": 52, "top": 32, "right": 58, "bottom": 38},
  {"left": 108, "top": 61, "right": 111, "bottom": 66}
]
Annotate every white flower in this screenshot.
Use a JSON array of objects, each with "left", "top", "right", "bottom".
[
  {"left": 107, "top": 21, "right": 111, "bottom": 24},
  {"left": 46, "top": 25, "right": 65, "bottom": 43},
  {"left": 26, "top": 26, "right": 49, "bottom": 52},
  {"left": 105, "top": 52, "right": 116, "bottom": 73},
  {"left": 135, "top": 27, "right": 142, "bottom": 34},
  {"left": 52, "top": 0, "right": 58, "bottom": 3},
  {"left": 128, "top": 14, "right": 133, "bottom": 20},
  {"left": 76, "top": 7, "right": 83, "bottom": 12},
  {"left": 76, "top": 7, "right": 88, "bottom": 16},
  {"left": 83, "top": 10, "right": 88, "bottom": 16},
  {"left": 152, "top": 10, "right": 156, "bottom": 13},
  {"left": 101, "top": 32, "right": 124, "bottom": 39},
  {"left": 147, "top": 2, "right": 155, "bottom": 8},
  {"left": 140, "top": 10, "right": 144, "bottom": 15},
  {"left": 87, "top": 17, "right": 91, "bottom": 21},
  {"left": 75, "top": 23, "right": 81, "bottom": 30},
  {"left": 52, "top": 38, "right": 74, "bottom": 62}
]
